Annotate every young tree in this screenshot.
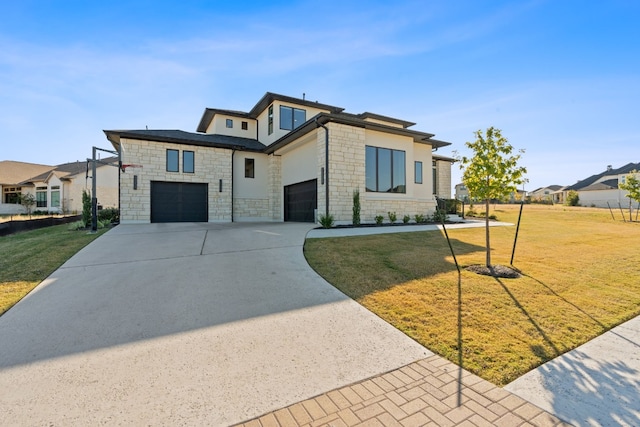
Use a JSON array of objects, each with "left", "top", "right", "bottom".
[
  {"left": 18, "top": 192, "right": 36, "bottom": 217},
  {"left": 457, "top": 127, "right": 527, "bottom": 267},
  {"left": 618, "top": 170, "right": 640, "bottom": 221}
]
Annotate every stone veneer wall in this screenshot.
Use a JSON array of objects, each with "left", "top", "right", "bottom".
[
  {"left": 436, "top": 160, "right": 452, "bottom": 199},
  {"left": 268, "top": 154, "right": 282, "bottom": 220},
  {"left": 320, "top": 123, "right": 438, "bottom": 224},
  {"left": 120, "top": 138, "right": 232, "bottom": 223},
  {"left": 233, "top": 198, "right": 270, "bottom": 220}
]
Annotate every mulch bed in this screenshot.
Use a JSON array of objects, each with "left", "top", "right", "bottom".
[{"left": 466, "top": 264, "right": 522, "bottom": 278}]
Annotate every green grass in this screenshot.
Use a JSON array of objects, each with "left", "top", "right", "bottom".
[
  {"left": 304, "top": 205, "right": 640, "bottom": 386},
  {"left": 0, "top": 225, "right": 107, "bottom": 316}
]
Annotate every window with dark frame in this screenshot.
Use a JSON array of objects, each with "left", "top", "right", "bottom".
[
  {"left": 365, "top": 145, "right": 406, "bottom": 193},
  {"left": 432, "top": 160, "right": 437, "bottom": 195},
  {"left": 183, "top": 151, "right": 195, "bottom": 173},
  {"left": 226, "top": 119, "right": 233, "bottom": 128},
  {"left": 268, "top": 105, "right": 274, "bottom": 135},
  {"left": 415, "top": 161, "right": 423, "bottom": 184},
  {"left": 241, "top": 121, "right": 248, "bottom": 130},
  {"left": 279, "top": 105, "right": 306, "bottom": 130},
  {"left": 167, "top": 149, "right": 179, "bottom": 172},
  {"left": 245, "top": 158, "right": 255, "bottom": 178},
  {"left": 36, "top": 186, "right": 47, "bottom": 208}
]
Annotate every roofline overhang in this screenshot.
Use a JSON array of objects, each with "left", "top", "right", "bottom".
[
  {"left": 103, "top": 130, "right": 264, "bottom": 152},
  {"left": 264, "top": 113, "right": 451, "bottom": 154}
]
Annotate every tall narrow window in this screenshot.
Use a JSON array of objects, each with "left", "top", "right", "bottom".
[
  {"left": 226, "top": 119, "right": 233, "bottom": 128},
  {"left": 183, "top": 151, "right": 194, "bottom": 173},
  {"left": 365, "top": 146, "right": 406, "bottom": 193},
  {"left": 432, "top": 160, "right": 438, "bottom": 195},
  {"left": 241, "top": 121, "right": 248, "bottom": 130},
  {"left": 268, "top": 105, "right": 274, "bottom": 135},
  {"left": 51, "top": 186, "right": 60, "bottom": 208},
  {"left": 415, "top": 161, "right": 423, "bottom": 184},
  {"left": 36, "top": 186, "right": 47, "bottom": 208},
  {"left": 245, "top": 158, "right": 255, "bottom": 178},
  {"left": 167, "top": 149, "right": 179, "bottom": 172}
]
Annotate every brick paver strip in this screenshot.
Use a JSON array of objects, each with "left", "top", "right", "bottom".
[{"left": 233, "top": 357, "right": 570, "bottom": 427}]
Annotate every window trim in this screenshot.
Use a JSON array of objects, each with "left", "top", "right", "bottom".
[
  {"left": 365, "top": 145, "right": 406, "bottom": 194},
  {"left": 245, "top": 158, "right": 255, "bottom": 178},
  {"left": 279, "top": 105, "right": 306, "bottom": 131},
  {"left": 183, "top": 150, "right": 195, "bottom": 174},
  {"left": 166, "top": 149, "right": 179, "bottom": 172},
  {"left": 241, "top": 121, "right": 248, "bottom": 130},
  {"left": 415, "top": 161, "right": 423, "bottom": 184},
  {"left": 226, "top": 118, "right": 233, "bottom": 128}
]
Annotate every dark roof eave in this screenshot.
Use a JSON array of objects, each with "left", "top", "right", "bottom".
[
  {"left": 264, "top": 113, "right": 451, "bottom": 154},
  {"left": 248, "top": 92, "right": 345, "bottom": 117},
  {"left": 104, "top": 130, "right": 264, "bottom": 152}
]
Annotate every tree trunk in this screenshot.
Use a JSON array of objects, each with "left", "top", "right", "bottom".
[{"left": 485, "top": 198, "right": 491, "bottom": 267}]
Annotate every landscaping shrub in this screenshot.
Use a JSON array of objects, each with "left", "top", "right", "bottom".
[
  {"left": 431, "top": 209, "right": 448, "bottom": 223},
  {"left": 352, "top": 190, "right": 361, "bottom": 225},
  {"left": 98, "top": 208, "right": 119, "bottom": 224},
  {"left": 388, "top": 211, "right": 397, "bottom": 223},
  {"left": 414, "top": 214, "right": 425, "bottom": 223},
  {"left": 565, "top": 190, "right": 580, "bottom": 206},
  {"left": 319, "top": 213, "right": 334, "bottom": 229},
  {"left": 374, "top": 215, "right": 384, "bottom": 225},
  {"left": 402, "top": 215, "right": 410, "bottom": 224}
]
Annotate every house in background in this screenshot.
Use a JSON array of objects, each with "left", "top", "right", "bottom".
[
  {"left": 529, "top": 185, "right": 564, "bottom": 204},
  {"left": 0, "top": 158, "right": 119, "bottom": 215},
  {"left": 563, "top": 163, "right": 640, "bottom": 208},
  {"left": 105, "top": 92, "right": 453, "bottom": 224}
]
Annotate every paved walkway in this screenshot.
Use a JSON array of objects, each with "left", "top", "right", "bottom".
[{"left": 234, "top": 356, "right": 568, "bottom": 427}]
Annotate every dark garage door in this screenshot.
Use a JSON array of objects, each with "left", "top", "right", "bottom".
[
  {"left": 150, "top": 181, "right": 208, "bottom": 223},
  {"left": 284, "top": 179, "right": 317, "bottom": 222}
]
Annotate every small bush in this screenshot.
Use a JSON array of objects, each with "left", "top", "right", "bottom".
[
  {"left": 319, "top": 213, "right": 334, "bottom": 229},
  {"left": 414, "top": 214, "right": 425, "bottom": 223},
  {"left": 402, "top": 215, "right": 410, "bottom": 224},
  {"left": 565, "top": 190, "right": 580, "bottom": 206},
  {"left": 432, "top": 209, "right": 448, "bottom": 223},
  {"left": 352, "top": 190, "right": 361, "bottom": 226},
  {"left": 98, "top": 208, "right": 119, "bottom": 224},
  {"left": 388, "top": 211, "right": 397, "bottom": 223},
  {"left": 67, "top": 220, "right": 86, "bottom": 231},
  {"left": 375, "top": 215, "right": 384, "bottom": 225}
]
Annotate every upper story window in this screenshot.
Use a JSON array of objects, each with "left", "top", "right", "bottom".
[
  {"left": 183, "top": 151, "right": 195, "bottom": 173},
  {"left": 167, "top": 149, "right": 179, "bottom": 172},
  {"left": 365, "top": 146, "right": 406, "bottom": 193},
  {"left": 241, "top": 121, "right": 248, "bottom": 130},
  {"left": 226, "top": 119, "right": 233, "bottom": 128},
  {"left": 268, "top": 105, "right": 274, "bottom": 135},
  {"left": 279, "top": 105, "right": 306, "bottom": 131}
]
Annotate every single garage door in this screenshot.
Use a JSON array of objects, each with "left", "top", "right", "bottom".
[
  {"left": 284, "top": 179, "right": 317, "bottom": 222},
  {"left": 150, "top": 181, "right": 208, "bottom": 223}
]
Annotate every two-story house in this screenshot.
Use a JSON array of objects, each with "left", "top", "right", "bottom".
[{"left": 104, "top": 92, "right": 453, "bottom": 224}]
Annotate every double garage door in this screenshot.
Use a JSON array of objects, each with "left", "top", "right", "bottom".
[{"left": 150, "top": 181, "right": 208, "bottom": 223}]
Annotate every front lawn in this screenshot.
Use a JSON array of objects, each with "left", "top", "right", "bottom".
[
  {"left": 304, "top": 205, "right": 640, "bottom": 385},
  {"left": 0, "top": 225, "right": 107, "bottom": 316}
]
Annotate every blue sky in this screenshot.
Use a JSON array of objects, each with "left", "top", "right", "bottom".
[{"left": 1, "top": 0, "right": 639, "bottom": 192}]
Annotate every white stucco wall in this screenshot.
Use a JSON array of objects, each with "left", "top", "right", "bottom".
[
  {"left": 206, "top": 115, "right": 257, "bottom": 139},
  {"left": 256, "top": 101, "right": 331, "bottom": 146},
  {"left": 232, "top": 152, "right": 271, "bottom": 221}
]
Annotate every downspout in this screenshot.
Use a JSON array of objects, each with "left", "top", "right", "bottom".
[
  {"left": 231, "top": 149, "right": 235, "bottom": 222},
  {"left": 315, "top": 118, "right": 329, "bottom": 219}
]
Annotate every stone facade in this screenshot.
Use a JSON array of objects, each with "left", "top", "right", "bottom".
[
  {"left": 233, "top": 198, "right": 270, "bottom": 220},
  {"left": 120, "top": 138, "right": 232, "bottom": 223},
  {"left": 268, "top": 154, "right": 282, "bottom": 220},
  {"left": 435, "top": 159, "right": 453, "bottom": 199}
]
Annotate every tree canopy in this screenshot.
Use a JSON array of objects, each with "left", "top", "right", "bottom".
[
  {"left": 457, "top": 127, "right": 527, "bottom": 267},
  {"left": 618, "top": 169, "right": 640, "bottom": 221}
]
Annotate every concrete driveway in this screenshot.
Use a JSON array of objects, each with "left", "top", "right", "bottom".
[{"left": 0, "top": 222, "right": 431, "bottom": 426}]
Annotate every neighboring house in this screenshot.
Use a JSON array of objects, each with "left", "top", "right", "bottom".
[
  {"left": 564, "top": 163, "right": 640, "bottom": 208},
  {"left": 455, "top": 183, "right": 469, "bottom": 202},
  {"left": 529, "top": 185, "right": 563, "bottom": 204},
  {"left": 104, "top": 92, "right": 453, "bottom": 224},
  {"left": 0, "top": 158, "right": 119, "bottom": 215}
]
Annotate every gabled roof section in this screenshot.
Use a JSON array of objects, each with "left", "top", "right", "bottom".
[
  {"left": 104, "top": 129, "right": 265, "bottom": 152},
  {"left": 357, "top": 112, "right": 416, "bottom": 128},
  {"left": 196, "top": 108, "right": 251, "bottom": 133},
  {"left": 565, "top": 162, "right": 640, "bottom": 191},
  {"left": 582, "top": 179, "right": 619, "bottom": 191},
  {"left": 0, "top": 161, "right": 53, "bottom": 186}
]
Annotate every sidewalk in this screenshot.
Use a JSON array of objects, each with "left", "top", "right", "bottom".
[{"left": 235, "top": 355, "right": 569, "bottom": 427}]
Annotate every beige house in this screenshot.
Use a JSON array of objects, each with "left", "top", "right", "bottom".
[
  {"left": 0, "top": 159, "right": 119, "bottom": 215},
  {"left": 563, "top": 163, "right": 640, "bottom": 208},
  {"left": 105, "top": 92, "right": 453, "bottom": 224}
]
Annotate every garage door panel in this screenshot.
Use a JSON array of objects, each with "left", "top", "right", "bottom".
[
  {"left": 284, "top": 179, "right": 317, "bottom": 222},
  {"left": 151, "top": 181, "right": 208, "bottom": 223}
]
